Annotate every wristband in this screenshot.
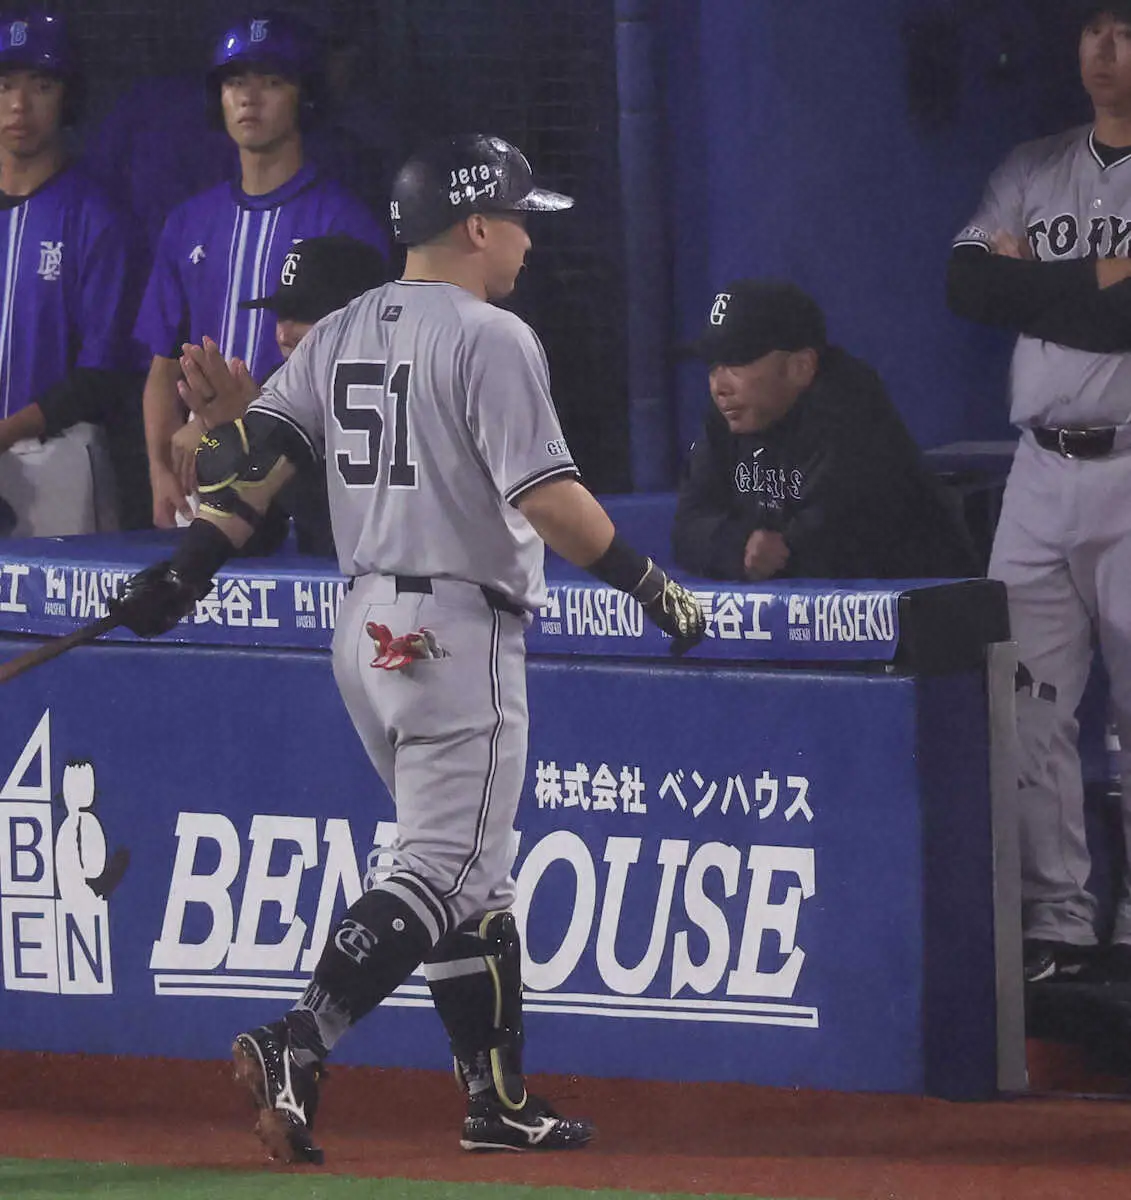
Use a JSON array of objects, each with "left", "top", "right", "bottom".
[{"left": 587, "top": 534, "right": 652, "bottom": 596}]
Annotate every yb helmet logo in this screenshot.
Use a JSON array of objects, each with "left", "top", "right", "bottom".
[{"left": 710, "top": 293, "right": 730, "bottom": 326}]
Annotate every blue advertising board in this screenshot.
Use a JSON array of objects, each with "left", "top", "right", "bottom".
[
  {"left": 0, "top": 532, "right": 951, "bottom": 663},
  {"left": 0, "top": 636, "right": 999, "bottom": 1098}
]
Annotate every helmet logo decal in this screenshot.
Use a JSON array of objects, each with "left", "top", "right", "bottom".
[
  {"left": 390, "top": 134, "right": 572, "bottom": 245},
  {"left": 280, "top": 251, "right": 300, "bottom": 286},
  {"left": 390, "top": 200, "right": 400, "bottom": 221},
  {"left": 448, "top": 164, "right": 497, "bottom": 207},
  {"left": 250, "top": 19, "right": 269, "bottom": 43},
  {"left": 9, "top": 21, "right": 26, "bottom": 47},
  {"left": 710, "top": 293, "right": 731, "bottom": 326}
]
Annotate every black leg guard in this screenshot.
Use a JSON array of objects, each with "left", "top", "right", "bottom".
[
  {"left": 424, "top": 910, "right": 528, "bottom": 1110},
  {"left": 288, "top": 875, "right": 447, "bottom": 1060}
]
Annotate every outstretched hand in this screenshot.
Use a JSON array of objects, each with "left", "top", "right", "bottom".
[{"left": 177, "top": 336, "right": 260, "bottom": 429}]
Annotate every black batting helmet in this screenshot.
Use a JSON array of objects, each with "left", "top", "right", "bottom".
[{"left": 390, "top": 133, "right": 574, "bottom": 246}]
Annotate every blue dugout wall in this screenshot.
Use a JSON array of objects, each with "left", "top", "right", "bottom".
[
  {"left": 0, "top": 532, "right": 1018, "bottom": 1098},
  {"left": 616, "top": 0, "right": 1096, "bottom": 480}
]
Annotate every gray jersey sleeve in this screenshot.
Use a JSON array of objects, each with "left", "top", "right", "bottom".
[
  {"left": 954, "top": 145, "right": 1030, "bottom": 251},
  {"left": 246, "top": 320, "right": 331, "bottom": 459},
  {"left": 464, "top": 313, "right": 579, "bottom": 504}
]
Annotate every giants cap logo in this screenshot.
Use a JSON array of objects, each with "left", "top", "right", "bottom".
[
  {"left": 9, "top": 21, "right": 26, "bottom": 47},
  {"left": 250, "top": 19, "right": 268, "bottom": 43},
  {"left": 710, "top": 292, "right": 730, "bottom": 326},
  {"left": 280, "top": 251, "right": 301, "bottom": 287}
]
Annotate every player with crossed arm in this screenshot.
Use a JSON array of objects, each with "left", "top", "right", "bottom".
[
  {"left": 948, "top": 2, "right": 1131, "bottom": 983},
  {"left": 0, "top": 12, "right": 141, "bottom": 536},
  {"left": 136, "top": 12, "right": 386, "bottom": 530},
  {"left": 111, "top": 133, "right": 705, "bottom": 1164}
]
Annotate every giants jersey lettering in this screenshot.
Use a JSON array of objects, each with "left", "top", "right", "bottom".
[
  {"left": 955, "top": 124, "right": 1131, "bottom": 426},
  {"left": 249, "top": 280, "right": 579, "bottom": 608},
  {"left": 0, "top": 165, "right": 139, "bottom": 419},
  {"left": 135, "top": 164, "right": 386, "bottom": 380}
]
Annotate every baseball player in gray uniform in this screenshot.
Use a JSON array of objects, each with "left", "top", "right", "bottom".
[
  {"left": 949, "top": 3, "right": 1131, "bottom": 984},
  {"left": 112, "top": 132, "right": 705, "bottom": 1164}
]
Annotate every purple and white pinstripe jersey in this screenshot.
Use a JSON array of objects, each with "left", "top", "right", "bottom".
[
  {"left": 134, "top": 163, "right": 387, "bottom": 380},
  {"left": 0, "top": 164, "right": 139, "bottom": 419}
]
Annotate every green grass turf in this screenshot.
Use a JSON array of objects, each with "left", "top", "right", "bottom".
[{"left": 0, "top": 1159, "right": 784, "bottom": 1200}]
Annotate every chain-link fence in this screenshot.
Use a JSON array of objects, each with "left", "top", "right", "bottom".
[{"left": 51, "top": 0, "right": 630, "bottom": 490}]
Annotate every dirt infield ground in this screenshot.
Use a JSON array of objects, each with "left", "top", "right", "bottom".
[{"left": 1, "top": 1051, "right": 1130, "bottom": 1200}]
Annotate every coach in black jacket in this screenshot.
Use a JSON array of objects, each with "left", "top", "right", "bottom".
[{"left": 672, "top": 280, "right": 978, "bottom": 581}]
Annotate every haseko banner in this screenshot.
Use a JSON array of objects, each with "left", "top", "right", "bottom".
[{"left": 0, "top": 533, "right": 923, "bottom": 663}]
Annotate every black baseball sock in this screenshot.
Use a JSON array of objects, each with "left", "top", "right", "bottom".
[{"left": 287, "top": 873, "right": 448, "bottom": 1064}]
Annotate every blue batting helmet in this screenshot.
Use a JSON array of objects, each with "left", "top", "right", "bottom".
[
  {"left": 0, "top": 13, "right": 84, "bottom": 125},
  {"left": 206, "top": 13, "right": 322, "bottom": 128}
]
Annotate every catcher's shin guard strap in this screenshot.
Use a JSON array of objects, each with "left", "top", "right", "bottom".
[{"left": 424, "top": 909, "right": 527, "bottom": 1109}]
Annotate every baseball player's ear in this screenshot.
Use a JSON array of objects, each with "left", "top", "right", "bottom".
[
  {"left": 789, "top": 349, "right": 819, "bottom": 387},
  {"left": 465, "top": 214, "right": 489, "bottom": 246}
]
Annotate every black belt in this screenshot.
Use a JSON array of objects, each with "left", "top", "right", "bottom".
[
  {"left": 1032, "top": 426, "right": 1116, "bottom": 459},
  {"left": 348, "top": 574, "right": 525, "bottom": 617}
]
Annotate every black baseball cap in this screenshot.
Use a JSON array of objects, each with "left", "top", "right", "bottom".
[
  {"left": 240, "top": 235, "right": 388, "bottom": 323},
  {"left": 683, "top": 279, "right": 827, "bottom": 366}
]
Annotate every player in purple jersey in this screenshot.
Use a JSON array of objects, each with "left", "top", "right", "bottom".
[
  {"left": 0, "top": 13, "right": 142, "bottom": 536},
  {"left": 174, "top": 234, "right": 389, "bottom": 556},
  {"left": 136, "top": 12, "right": 388, "bottom": 529}
]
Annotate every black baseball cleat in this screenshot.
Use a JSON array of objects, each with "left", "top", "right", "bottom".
[
  {"left": 232, "top": 1022, "right": 325, "bottom": 1165},
  {"left": 460, "top": 1093, "right": 594, "bottom": 1152}
]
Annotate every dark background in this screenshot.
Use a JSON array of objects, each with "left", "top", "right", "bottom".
[
  {"left": 31, "top": 1, "right": 1117, "bottom": 486},
  {"left": 51, "top": 0, "right": 631, "bottom": 491}
]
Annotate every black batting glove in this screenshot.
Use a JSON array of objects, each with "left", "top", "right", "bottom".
[
  {"left": 632, "top": 560, "right": 706, "bottom": 656},
  {"left": 110, "top": 561, "right": 211, "bottom": 638}
]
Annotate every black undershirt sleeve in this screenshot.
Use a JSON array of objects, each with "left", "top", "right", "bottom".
[
  {"left": 35, "top": 367, "right": 136, "bottom": 437},
  {"left": 946, "top": 246, "right": 1131, "bottom": 352}
]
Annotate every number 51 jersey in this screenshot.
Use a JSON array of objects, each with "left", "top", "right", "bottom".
[{"left": 249, "top": 279, "right": 579, "bottom": 609}]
